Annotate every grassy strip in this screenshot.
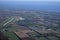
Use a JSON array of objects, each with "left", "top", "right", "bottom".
[{"left": 3, "top": 31, "right": 19, "bottom": 40}]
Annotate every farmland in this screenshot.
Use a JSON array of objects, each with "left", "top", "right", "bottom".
[{"left": 0, "top": 10, "right": 60, "bottom": 40}]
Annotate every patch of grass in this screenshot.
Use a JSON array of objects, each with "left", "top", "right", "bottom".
[
  {"left": 48, "top": 36, "right": 59, "bottom": 40},
  {"left": 35, "top": 37, "right": 47, "bottom": 40},
  {"left": 3, "top": 31, "right": 19, "bottom": 40}
]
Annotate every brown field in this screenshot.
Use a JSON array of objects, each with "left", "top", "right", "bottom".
[{"left": 14, "top": 30, "right": 33, "bottom": 38}]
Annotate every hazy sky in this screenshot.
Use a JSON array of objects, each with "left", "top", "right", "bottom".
[{"left": 0, "top": 0, "right": 60, "bottom": 1}]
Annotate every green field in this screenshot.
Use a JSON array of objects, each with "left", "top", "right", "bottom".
[{"left": 3, "top": 31, "right": 19, "bottom": 40}]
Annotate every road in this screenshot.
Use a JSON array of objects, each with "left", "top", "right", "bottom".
[{"left": 3, "top": 17, "right": 15, "bottom": 26}]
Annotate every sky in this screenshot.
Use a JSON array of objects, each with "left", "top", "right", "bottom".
[{"left": 0, "top": 0, "right": 60, "bottom": 1}]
